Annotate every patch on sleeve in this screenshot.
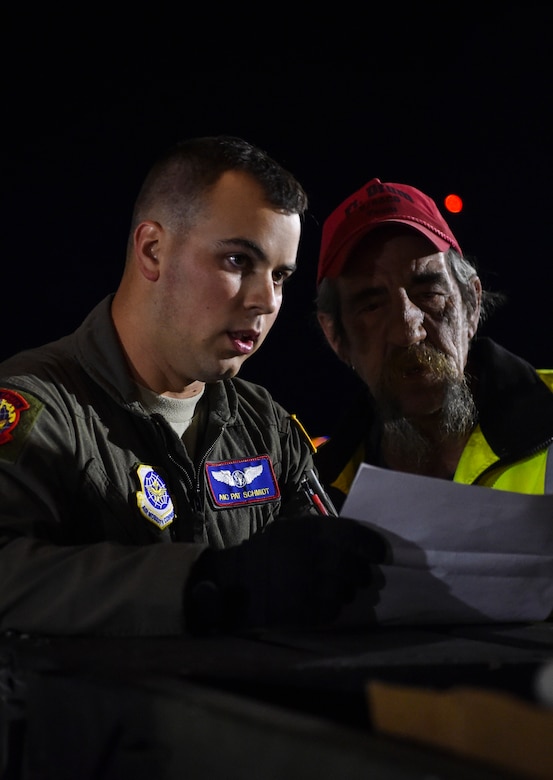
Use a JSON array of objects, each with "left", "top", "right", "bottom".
[
  {"left": 0, "top": 388, "right": 43, "bottom": 462},
  {"left": 135, "top": 464, "right": 175, "bottom": 529},
  {"left": 206, "top": 455, "right": 280, "bottom": 508}
]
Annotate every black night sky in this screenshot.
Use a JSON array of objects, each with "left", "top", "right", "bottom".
[{"left": 3, "top": 7, "right": 552, "bottom": 436}]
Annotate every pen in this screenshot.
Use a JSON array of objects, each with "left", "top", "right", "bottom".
[{"left": 300, "top": 469, "right": 339, "bottom": 517}]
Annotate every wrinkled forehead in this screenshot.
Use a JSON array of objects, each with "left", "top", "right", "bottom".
[{"left": 342, "top": 224, "right": 446, "bottom": 278}]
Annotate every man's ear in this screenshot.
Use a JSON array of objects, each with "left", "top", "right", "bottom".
[
  {"left": 467, "top": 275, "right": 483, "bottom": 339},
  {"left": 317, "top": 312, "right": 351, "bottom": 365},
  {"left": 134, "top": 221, "right": 162, "bottom": 281}
]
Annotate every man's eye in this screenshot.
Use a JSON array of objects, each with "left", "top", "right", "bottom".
[
  {"left": 414, "top": 293, "right": 448, "bottom": 314},
  {"left": 227, "top": 253, "right": 247, "bottom": 268},
  {"left": 420, "top": 291, "right": 446, "bottom": 304},
  {"left": 227, "top": 255, "right": 245, "bottom": 266},
  {"left": 273, "top": 270, "right": 291, "bottom": 286},
  {"left": 357, "top": 298, "right": 382, "bottom": 313}
]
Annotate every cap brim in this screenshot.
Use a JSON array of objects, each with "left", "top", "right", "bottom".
[{"left": 318, "top": 219, "right": 453, "bottom": 284}]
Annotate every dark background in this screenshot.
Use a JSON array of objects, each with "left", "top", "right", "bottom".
[{"left": 2, "top": 7, "right": 551, "bottom": 436}]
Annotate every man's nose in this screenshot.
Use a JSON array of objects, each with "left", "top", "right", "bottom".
[
  {"left": 389, "top": 291, "right": 426, "bottom": 346},
  {"left": 244, "top": 273, "right": 278, "bottom": 314}
]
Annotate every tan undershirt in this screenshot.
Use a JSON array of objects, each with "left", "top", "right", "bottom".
[{"left": 137, "top": 385, "right": 206, "bottom": 457}]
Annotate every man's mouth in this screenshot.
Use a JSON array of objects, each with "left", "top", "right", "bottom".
[
  {"left": 386, "top": 345, "right": 455, "bottom": 382},
  {"left": 227, "top": 330, "right": 259, "bottom": 355},
  {"left": 400, "top": 353, "right": 434, "bottom": 378}
]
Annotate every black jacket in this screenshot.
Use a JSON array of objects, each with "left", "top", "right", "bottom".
[{"left": 0, "top": 296, "right": 316, "bottom": 636}]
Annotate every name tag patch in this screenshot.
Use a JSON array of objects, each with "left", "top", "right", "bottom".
[{"left": 206, "top": 456, "right": 280, "bottom": 507}]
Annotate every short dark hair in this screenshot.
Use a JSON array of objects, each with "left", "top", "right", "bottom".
[{"left": 127, "top": 135, "right": 308, "bottom": 254}]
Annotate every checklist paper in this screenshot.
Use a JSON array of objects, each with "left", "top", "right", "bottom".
[{"left": 339, "top": 464, "right": 553, "bottom": 625}]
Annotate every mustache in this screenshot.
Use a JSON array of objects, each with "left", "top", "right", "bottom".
[{"left": 382, "top": 343, "right": 458, "bottom": 385}]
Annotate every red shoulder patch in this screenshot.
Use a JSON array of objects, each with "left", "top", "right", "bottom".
[{"left": 0, "top": 388, "right": 30, "bottom": 445}]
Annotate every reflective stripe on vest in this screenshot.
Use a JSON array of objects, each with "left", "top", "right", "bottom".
[{"left": 546, "top": 442, "right": 553, "bottom": 493}]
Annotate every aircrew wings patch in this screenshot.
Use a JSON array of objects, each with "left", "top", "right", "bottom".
[{"left": 206, "top": 455, "right": 280, "bottom": 507}]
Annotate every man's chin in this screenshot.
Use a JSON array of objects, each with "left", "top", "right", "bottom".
[
  {"left": 380, "top": 386, "right": 445, "bottom": 420},
  {"left": 210, "top": 357, "right": 247, "bottom": 382}
]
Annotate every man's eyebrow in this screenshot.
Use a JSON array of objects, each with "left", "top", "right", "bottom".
[
  {"left": 345, "top": 269, "right": 452, "bottom": 306},
  {"left": 345, "top": 284, "right": 386, "bottom": 306},
  {"left": 412, "top": 269, "right": 449, "bottom": 284},
  {"left": 410, "top": 269, "right": 454, "bottom": 291},
  {"left": 219, "top": 237, "right": 265, "bottom": 258}
]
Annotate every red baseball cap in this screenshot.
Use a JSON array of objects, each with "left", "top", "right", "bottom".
[{"left": 317, "top": 178, "right": 462, "bottom": 285}]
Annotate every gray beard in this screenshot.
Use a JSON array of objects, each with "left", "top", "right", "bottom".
[{"left": 379, "top": 376, "right": 478, "bottom": 470}]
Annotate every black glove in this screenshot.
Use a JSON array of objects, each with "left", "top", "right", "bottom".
[{"left": 184, "top": 515, "right": 386, "bottom": 634}]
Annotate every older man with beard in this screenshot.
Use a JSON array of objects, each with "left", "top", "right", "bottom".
[{"left": 314, "top": 178, "right": 553, "bottom": 511}]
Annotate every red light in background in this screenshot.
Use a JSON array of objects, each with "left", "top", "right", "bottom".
[{"left": 444, "top": 194, "right": 463, "bottom": 213}]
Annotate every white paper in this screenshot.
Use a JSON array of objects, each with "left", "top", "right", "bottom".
[{"left": 338, "top": 464, "right": 553, "bottom": 625}]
